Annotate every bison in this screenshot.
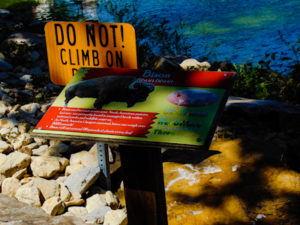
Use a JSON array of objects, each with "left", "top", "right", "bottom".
[{"left": 64, "top": 76, "right": 155, "bottom": 109}]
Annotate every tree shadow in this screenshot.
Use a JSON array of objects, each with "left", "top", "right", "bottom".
[
  {"left": 162, "top": 105, "right": 300, "bottom": 225},
  {"left": 162, "top": 148, "right": 220, "bottom": 164}
]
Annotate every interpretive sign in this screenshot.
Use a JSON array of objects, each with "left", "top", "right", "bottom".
[
  {"left": 45, "top": 21, "right": 137, "bottom": 86},
  {"left": 32, "top": 68, "right": 234, "bottom": 150}
]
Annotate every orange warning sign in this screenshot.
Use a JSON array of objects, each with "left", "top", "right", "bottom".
[{"left": 45, "top": 21, "right": 137, "bottom": 86}]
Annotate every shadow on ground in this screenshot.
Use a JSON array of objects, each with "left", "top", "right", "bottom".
[{"left": 159, "top": 104, "right": 300, "bottom": 225}]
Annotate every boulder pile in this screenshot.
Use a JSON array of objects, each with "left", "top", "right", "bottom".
[
  {"left": 0, "top": 135, "right": 126, "bottom": 225},
  {"left": 0, "top": 8, "right": 127, "bottom": 225}
]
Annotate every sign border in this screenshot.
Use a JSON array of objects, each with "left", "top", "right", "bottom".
[{"left": 32, "top": 70, "right": 235, "bottom": 151}]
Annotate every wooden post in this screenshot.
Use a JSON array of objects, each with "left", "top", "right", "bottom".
[{"left": 119, "top": 145, "right": 168, "bottom": 225}]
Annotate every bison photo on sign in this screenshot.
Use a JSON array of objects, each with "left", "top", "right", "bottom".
[{"left": 64, "top": 75, "right": 155, "bottom": 109}]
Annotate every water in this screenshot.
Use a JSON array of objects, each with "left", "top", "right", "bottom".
[{"left": 36, "top": 0, "right": 300, "bottom": 72}]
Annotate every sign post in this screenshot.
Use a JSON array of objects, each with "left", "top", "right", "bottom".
[
  {"left": 96, "top": 143, "right": 111, "bottom": 190},
  {"left": 119, "top": 146, "right": 168, "bottom": 225},
  {"left": 32, "top": 68, "right": 235, "bottom": 224}
]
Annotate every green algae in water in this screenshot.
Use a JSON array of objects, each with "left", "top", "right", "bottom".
[
  {"left": 232, "top": 9, "right": 281, "bottom": 29},
  {"left": 184, "top": 21, "right": 232, "bottom": 35}
]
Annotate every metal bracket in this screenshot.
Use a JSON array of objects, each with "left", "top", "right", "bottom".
[{"left": 96, "top": 143, "right": 111, "bottom": 190}]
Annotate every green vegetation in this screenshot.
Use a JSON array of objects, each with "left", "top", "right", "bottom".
[
  {"left": 0, "top": 0, "right": 37, "bottom": 9},
  {"left": 232, "top": 64, "right": 300, "bottom": 105},
  {"left": 0, "top": 0, "right": 39, "bottom": 29},
  {"left": 232, "top": 63, "right": 287, "bottom": 100},
  {"left": 231, "top": 40, "right": 300, "bottom": 104}
]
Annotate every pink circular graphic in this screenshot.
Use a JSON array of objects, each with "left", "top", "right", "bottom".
[{"left": 167, "top": 89, "right": 218, "bottom": 107}]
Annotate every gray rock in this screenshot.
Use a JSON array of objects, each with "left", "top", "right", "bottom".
[
  {"left": 41, "top": 103, "right": 51, "bottom": 113},
  {"left": 9, "top": 127, "right": 19, "bottom": 138},
  {"left": 19, "top": 89, "right": 33, "bottom": 96},
  {"left": 108, "top": 146, "right": 114, "bottom": 163},
  {"left": 18, "top": 122, "right": 30, "bottom": 133},
  {"left": 20, "top": 177, "right": 34, "bottom": 186},
  {"left": 64, "top": 166, "right": 101, "bottom": 195},
  {"left": 47, "top": 143, "right": 69, "bottom": 156},
  {"left": 59, "top": 183, "right": 71, "bottom": 202},
  {"left": 179, "top": 59, "right": 211, "bottom": 71},
  {"left": 49, "top": 139, "right": 63, "bottom": 146},
  {"left": 84, "top": 206, "right": 111, "bottom": 224},
  {"left": 11, "top": 133, "right": 33, "bottom": 150},
  {"left": 0, "top": 9, "right": 10, "bottom": 17},
  {"left": 30, "top": 156, "right": 69, "bottom": 178},
  {"left": 0, "top": 140, "right": 12, "bottom": 153},
  {"left": 226, "top": 96, "right": 300, "bottom": 115},
  {"left": 33, "top": 137, "right": 48, "bottom": 145},
  {"left": 86, "top": 194, "right": 107, "bottom": 213},
  {"left": 65, "top": 163, "right": 85, "bottom": 176},
  {"left": 1, "top": 177, "right": 21, "bottom": 197},
  {"left": 32, "top": 144, "right": 49, "bottom": 156},
  {"left": 42, "top": 196, "right": 65, "bottom": 216},
  {"left": 32, "top": 177, "right": 60, "bottom": 200},
  {"left": 0, "top": 151, "right": 31, "bottom": 177},
  {"left": 7, "top": 78, "right": 26, "bottom": 86},
  {"left": 7, "top": 110, "right": 19, "bottom": 119},
  {"left": 0, "top": 118, "right": 18, "bottom": 129},
  {"left": 20, "top": 74, "right": 33, "bottom": 83},
  {"left": 19, "top": 143, "right": 38, "bottom": 155},
  {"left": 1, "top": 92, "right": 14, "bottom": 104},
  {"left": 151, "top": 56, "right": 184, "bottom": 71},
  {"left": 0, "top": 193, "right": 45, "bottom": 222},
  {"left": 56, "top": 176, "right": 67, "bottom": 184},
  {"left": 0, "top": 174, "right": 5, "bottom": 187},
  {"left": 0, "top": 53, "right": 5, "bottom": 60},
  {"left": 4, "top": 129, "right": 17, "bottom": 139},
  {"left": 67, "top": 206, "right": 88, "bottom": 220},
  {"left": 0, "top": 72, "right": 9, "bottom": 80},
  {"left": 225, "top": 96, "right": 300, "bottom": 131},
  {"left": 10, "top": 104, "right": 20, "bottom": 112},
  {"left": 105, "top": 191, "right": 119, "bottom": 210},
  {"left": 20, "top": 103, "right": 40, "bottom": 114},
  {"left": 12, "top": 168, "right": 27, "bottom": 180},
  {"left": 0, "top": 153, "right": 7, "bottom": 165},
  {"left": 4, "top": 32, "right": 45, "bottom": 47},
  {"left": 0, "top": 100, "right": 10, "bottom": 116},
  {"left": 103, "top": 209, "right": 127, "bottom": 225},
  {"left": 28, "top": 51, "right": 40, "bottom": 61},
  {"left": 0, "top": 9, "right": 15, "bottom": 27},
  {"left": 64, "top": 192, "right": 85, "bottom": 207},
  {"left": 19, "top": 110, "right": 39, "bottom": 124},
  {"left": 1, "top": 128, "right": 12, "bottom": 137},
  {"left": 13, "top": 65, "right": 28, "bottom": 73},
  {"left": 25, "top": 82, "right": 34, "bottom": 90},
  {"left": 0, "top": 58, "right": 12, "bottom": 72},
  {"left": 0, "top": 193, "right": 90, "bottom": 224},
  {"left": 15, "top": 184, "right": 41, "bottom": 207},
  {"left": 69, "top": 150, "right": 98, "bottom": 168}
]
